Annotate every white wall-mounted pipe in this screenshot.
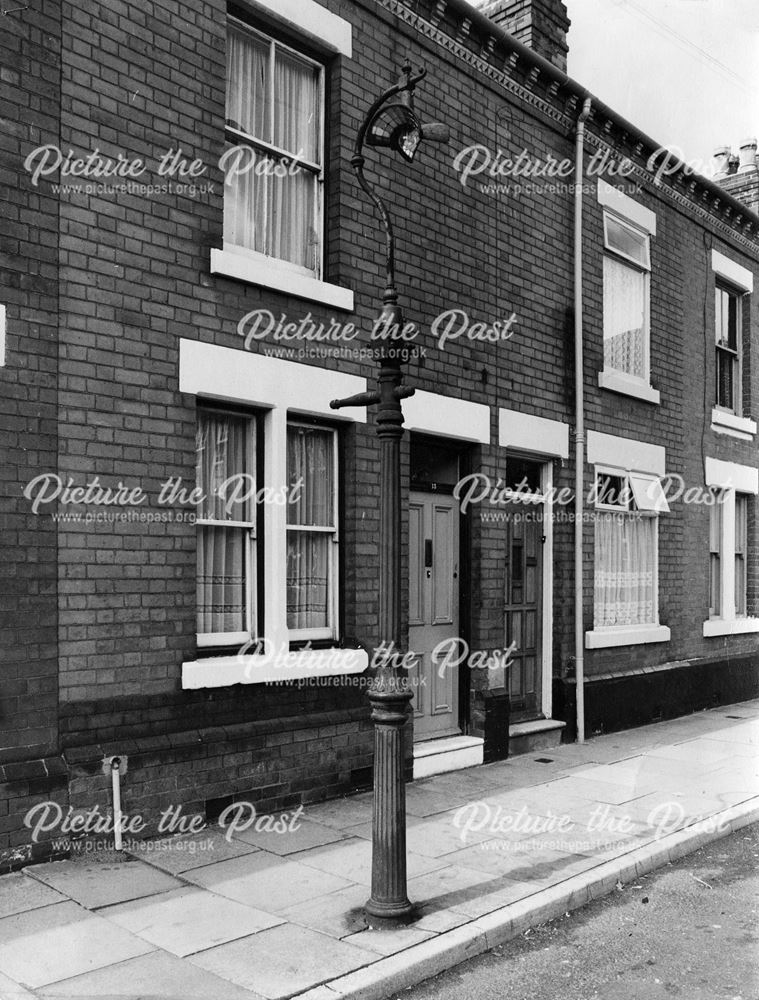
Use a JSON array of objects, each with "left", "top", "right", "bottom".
[
  {"left": 111, "top": 757, "right": 123, "bottom": 850},
  {"left": 574, "top": 98, "right": 592, "bottom": 744}
]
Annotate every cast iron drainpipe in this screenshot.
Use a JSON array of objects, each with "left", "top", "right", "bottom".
[{"left": 574, "top": 97, "right": 592, "bottom": 744}]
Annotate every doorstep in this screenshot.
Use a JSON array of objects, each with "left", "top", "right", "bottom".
[
  {"left": 509, "top": 718, "right": 566, "bottom": 756},
  {"left": 412, "top": 734, "right": 484, "bottom": 778}
]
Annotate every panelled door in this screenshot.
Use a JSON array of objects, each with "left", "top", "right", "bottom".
[
  {"left": 503, "top": 503, "right": 543, "bottom": 720},
  {"left": 408, "top": 491, "right": 460, "bottom": 741}
]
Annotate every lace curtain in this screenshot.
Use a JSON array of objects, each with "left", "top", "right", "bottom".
[
  {"left": 603, "top": 256, "right": 646, "bottom": 379},
  {"left": 594, "top": 513, "right": 656, "bottom": 627}
]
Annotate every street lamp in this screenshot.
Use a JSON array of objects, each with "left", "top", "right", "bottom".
[{"left": 331, "top": 61, "right": 448, "bottom": 922}]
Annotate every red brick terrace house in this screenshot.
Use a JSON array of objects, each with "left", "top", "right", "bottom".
[{"left": 1, "top": 0, "right": 758, "bottom": 867}]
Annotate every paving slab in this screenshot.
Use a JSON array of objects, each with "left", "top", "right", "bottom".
[
  {"left": 342, "top": 813, "right": 494, "bottom": 858},
  {"left": 106, "top": 885, "right": 283, "bottom": 956},
  {"left": 443, "top": 875, "right": 537, "bottom": 919},
  {"left": 183, "top": 849, "right": 354, "bottom": 912},
  {"left": 344, "top": 923, "right": 435, "bottom": 956},
  {"left": 296, "top": 836, "right": 446, "bottom": 886},
  {"left": 232, "top": 817, "right": 347, "bottom": 855},
  {"left": 0, "top": 901, "right": 154, "bottom": 989},
  {"left": 404, "top": 861, "right": 499, "bottom": 915},
  {"left": 645, "top": 739, "right": 737, "bottom": 766},
  {"left": 700, "top": 735, "right": 759, "bottom": 757},
  {"left": 126, "top": 826, "right": 260, "bottom": 874},
  {"left": 0, "top": 970, "right": 36, "bottom": 999},
  {"left": 188, "top": 922, "right": 377, "bottom": 999},
  {"left": 545, "top": 773, "right": 655, "bottom": 805},
  {"left": 405, "top": 785, "right": 475, "bottom": 818},
  {"left": 0, "top": 872, "right": 66, "bottom": 919},
  {"left": 27, "top": 857, "right": 182, "bottom": 909},
  {"left": 305, "top": 794, "right": 374, "bottom": 830},
  {"left": 469, "top": 786, "right": 595, "bottom": 821},
  {"left": 442, "top": 839, "right": 599, "bottom": 885},
  {"left": 35, "top": 949, "right": 259, "bottom": 999},
  {"left": 280, "top": 883, "right": 370, "bottom": 939}
]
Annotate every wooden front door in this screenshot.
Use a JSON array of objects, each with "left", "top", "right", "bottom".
[
  {"left": 408, "top": 491, "right": 460, "bottom": 742},
  {"left": 504, "top": 504, "right": 543, "bottom": 720}
]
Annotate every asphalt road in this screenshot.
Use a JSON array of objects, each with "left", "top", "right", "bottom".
[{"left": 396, "top": 823, "right": 759, "bottom": 1000}]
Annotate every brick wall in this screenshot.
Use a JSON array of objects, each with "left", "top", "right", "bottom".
[
  {"left": 0, "top": 1, "right": 61, "bottom": 762},
  {"left": 1, "top": 0, "right": 758, "bottom": 866}
]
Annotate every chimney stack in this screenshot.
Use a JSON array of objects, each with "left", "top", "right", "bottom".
[
  {"left": 712, "top": 138, "right": 759, "bottom": 214},
  {"left": 480, "top": 0, "right": 571, "bottom": 73}
]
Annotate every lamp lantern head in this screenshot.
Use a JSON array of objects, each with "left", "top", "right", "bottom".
[{"left": 366, "top": 103, "right": 424, "bottom": 163}]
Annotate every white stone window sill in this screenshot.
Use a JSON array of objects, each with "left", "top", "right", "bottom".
[
  {"left": 703, "top": 617, "right": 759, "bottom": 637},
  {"left": 710, "top": 408, "right": 756, "bottom": 440},
  {"left": 210, "top": 248, "right": 354, "bottom": 312},
  {"left": 182, "top": 647, "right": 368, "bottom": 689},
  {"left": 585, "top": 624, "right": 671, "bottom": 649},
  {"left": 598, "top": 370, "right": 660, "bottom": 405}
]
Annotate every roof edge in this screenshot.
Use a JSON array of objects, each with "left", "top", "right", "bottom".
[{"left": 423, "top": 0, "right": 759, "bottom": 236}]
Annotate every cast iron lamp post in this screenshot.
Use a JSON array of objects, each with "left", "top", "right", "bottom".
[{"left": 330, "top": 62, "right": 448, "bottom": 921}]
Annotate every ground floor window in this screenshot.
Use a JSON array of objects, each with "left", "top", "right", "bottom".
[
  {"left": 286, "top": 423, "right": 338, "bottom": 639},
  {"left": 594, "top": 513, "right": 657, "bottom": 627},
  {"left": 592, "top": 468, "right": 668, "bottom": 629},
  {"left": 196, "top": 408, "right": 258, "bottom": 646},
  {"left": 709, "top": 487, "right": 751, "bottom": 621},
  {"left": 195, "top": 408, "right": 340, "bottom": 649}
]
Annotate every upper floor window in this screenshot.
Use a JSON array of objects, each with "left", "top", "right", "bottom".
[
  {"left": 224, "top": 18, "right": 324, "bottom": 278},
  {"left": 596, "top": 181, "right": 659, "bottom": 404},
  {"left": 715, "top": 283, "right": 742, "bottom": 414},
  {"left": 602, "top": 212, "right": 650, "bottom": 383},
  {"left": 710, "top": 250, "right": 755, "bottom": 438}
]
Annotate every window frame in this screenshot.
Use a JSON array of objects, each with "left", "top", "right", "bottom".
[
  {"left": 709, "top": 487, "right": 750, "bottom": 622},
  {"left": 591, "top": 465, "right": 663, "bottom": 633},
  {"left": 592, "top": 467, "right": 632, "bottom": 513},
  {"left": 704, "top": 478, "right": 757, "bottom": 635},
  {"left": 709, "top": 490, "right": 723, "bottom": 619},
  {"left": 714, "top": 281, "right": 743, "bottom": 416},
  {"left": 286, "top": 420, "right": 340, "bottom": 642},
  {"left": 601, "top": 208, "right": 652, "bottom": 387},
  {"left": 223, "top": 15, "right": 326, "bottom": 281},
  {"left": 195, "top": 405, "right": 259, "bottom": 649},
  {"left": 735, "top": 493, "right": 748, "bottom": 617}
]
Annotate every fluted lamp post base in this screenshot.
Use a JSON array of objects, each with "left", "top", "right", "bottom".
[{"left": 364, "top": 686, "right": 415, "bottom": 922}]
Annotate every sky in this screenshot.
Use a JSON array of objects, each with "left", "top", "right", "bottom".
[{"left": 564, "top": 0, "right": 759, "bottom": 175}]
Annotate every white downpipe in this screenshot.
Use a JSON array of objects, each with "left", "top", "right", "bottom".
[
  {"left": 111, "top": 758, "right": 123, "bottom": 850},
  {"left": 574, "top": 98, "right": 592, "bottom": 744}
]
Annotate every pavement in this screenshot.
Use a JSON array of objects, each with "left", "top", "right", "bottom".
[{"left": 0, "top": 700, "right": 757, "bottom": 1000}]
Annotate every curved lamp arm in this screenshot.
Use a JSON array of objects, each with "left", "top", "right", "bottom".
[{"left": 351, "top": 64, "right": 427, "bottom": 297}]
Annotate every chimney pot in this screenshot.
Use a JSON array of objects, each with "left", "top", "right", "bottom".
[
  {"left": 712, "top": 145, "right": 731, "bottom": 178},
  {"left": 738, "top": 137, "right": 758, "bottom": 173}
]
